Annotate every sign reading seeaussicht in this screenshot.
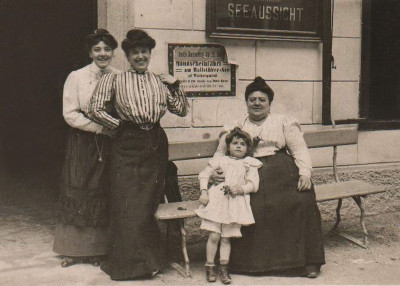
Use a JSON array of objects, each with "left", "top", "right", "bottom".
[
  {"left": 206, "top": 0, "right": 322, "bottom": 41},
  {"left": 168, "top": 44, "right": 235, "bottom": 97}
]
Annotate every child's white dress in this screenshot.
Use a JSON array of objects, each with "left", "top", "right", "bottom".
[{"left": 195, "top": 156, "right": 262, "bottom": 225}]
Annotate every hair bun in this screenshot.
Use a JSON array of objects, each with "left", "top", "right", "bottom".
[
  {"left": 126, "top": 29, "right": 149, "bottom": 40},
  {"left": 122, "top": 29, "right": 156, "bottom": 53},
  {"left": 93, "top": 29, "right": 110, "bottom": 35},
  {"left": 253, "top": 76, "right": 265, "bottom": 84},
  {"left": 244, "top": 75, "right": 274, "bottom": 102}
]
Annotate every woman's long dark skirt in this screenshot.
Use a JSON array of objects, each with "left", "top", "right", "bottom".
[
  {"left": 230, "top": 150, "right": 325, "bottom": 273},
  {"left": 53, "top": 128, "right": 110, "bottom": 257},
  {"left": 100, "top": 124, "right": 168, "bottom": 280}
]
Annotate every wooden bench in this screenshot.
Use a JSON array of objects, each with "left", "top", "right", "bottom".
[{"left": 155, "top": 122, "right": 386, "bottom": 277}]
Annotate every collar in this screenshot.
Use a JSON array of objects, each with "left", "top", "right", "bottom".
[
  {"left": 90, "top": 62, "right": 111, "bottom": 75},
  {"left": 128, "top": 68, "right": 149, "bottom": 75},
  {"left": 244, "top": 114, "right": 270, "bottom": 126}
]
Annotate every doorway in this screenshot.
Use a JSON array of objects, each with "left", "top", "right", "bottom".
[
  {"left": 360, "top": 0, "right": 400, "bottom": 128},
  {"left": 0, "top": 0, "right": 97, "bottom": 183}
]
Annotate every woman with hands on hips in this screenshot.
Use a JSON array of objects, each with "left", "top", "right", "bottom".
[{"left": 88, "top": 29, "right": 189, "bottom": 281}]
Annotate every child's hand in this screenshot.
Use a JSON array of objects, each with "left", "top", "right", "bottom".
[
  {"left": 229, "top": 186, "right": 244, "bottom": 197},
  {"left": 199, "top": 190, "right": 209, "bottom": 205}
]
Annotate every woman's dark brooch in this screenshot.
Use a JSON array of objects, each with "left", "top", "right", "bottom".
[
  {"left": 223, "top": 185, "right": 230, "bottom": 196},
  {"left": 253, "top": 136, "right": 262, "bottom": 148}
]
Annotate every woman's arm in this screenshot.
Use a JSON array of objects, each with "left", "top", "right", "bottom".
[
  {"left": 88, "top": 73, "right": 120, "bottom": 129},
  {"left": 283, "top": 116, "right": 312, "bottom": 191},
  {"left": 214, "top": 132, "right": 228, "bottom": 157},
  {"left": 160, "top": 74, "right": 189, "bottom": 117},
  {"left": 198, "top": 165, "right": 215, "bottom": 205},
  {"left": 63, "top": 72, "right": 103, "bottom": 133}
]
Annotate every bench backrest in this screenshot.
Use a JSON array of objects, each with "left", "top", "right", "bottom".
[{"left": 169, "top": 126, "right": 358, "bottom": 161}]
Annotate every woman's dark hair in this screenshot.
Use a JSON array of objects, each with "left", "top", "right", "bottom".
[
  {"left": 225, "top": 127, "right": 253, "bottom": 157},
  {"left": 121, "top": 29, "right": 156, "bottom": 55},
  {"left": 245, "top": 76, "right": 274, "bottom": 103},
  {"left": 84, "top": 29, "right": 118, "bottom": 52}
]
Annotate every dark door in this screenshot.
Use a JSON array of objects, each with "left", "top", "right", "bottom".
[
  {"left": 368, "top": 0, "right": 400, "bottom": 120},
  {"left": 0, "top": 0, "right": 97, "bottom": 181}
]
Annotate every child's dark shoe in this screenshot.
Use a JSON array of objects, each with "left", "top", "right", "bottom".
[
  {"left": 219, "top": 264, "right": 232, "bottom": 284},
  {"left": 205, "top": 265, "right": 217, "bottom": 282}
]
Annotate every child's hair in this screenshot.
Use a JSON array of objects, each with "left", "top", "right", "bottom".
[{"left": 225, "top": 127, "right": 253, "bottom": 157}]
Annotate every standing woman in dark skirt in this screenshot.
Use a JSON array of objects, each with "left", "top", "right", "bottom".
[
  {"left": 88, "top": 29, "right": 188, "bottom": 280},
  {"left": 213, "top": 77, "right": 325, "bottom": 278},
  {"left": 53, "top": 29, "right": 119, "bottom": 267}
]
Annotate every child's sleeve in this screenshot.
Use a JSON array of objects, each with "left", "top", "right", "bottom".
[
  {"left": 242, "top": 157, "right": 263, "bottom": 194},
  {"left": 198, "top": 158, "right": 220, "bottom": 190}
]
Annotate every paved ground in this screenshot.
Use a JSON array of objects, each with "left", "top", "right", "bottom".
[{"left": 0, "top": 172, "right": 399, "bottom": 285}]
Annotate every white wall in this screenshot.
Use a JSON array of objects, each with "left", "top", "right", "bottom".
[{"left": 98, "top": 0, "right": 400, "bottom": 168}]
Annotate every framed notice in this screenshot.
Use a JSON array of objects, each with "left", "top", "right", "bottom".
[
  {"left": 206, "top": 0, "right": 323, "bottom": 41},
  {"left": 168, "top": 44, "right": 236, "bottom": 97}
]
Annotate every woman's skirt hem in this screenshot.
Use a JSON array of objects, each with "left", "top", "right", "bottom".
[{"left": 53, "top": 223, "right": 109, "bottom": 257}]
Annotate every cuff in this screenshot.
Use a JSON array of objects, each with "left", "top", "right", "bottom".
[
  {"left": 95, "top": 125, "right": 104, "bottom": 134},
  {"left": 299, "top": 168, "right": 312, "bottom": 178},
  {"left": 199, "top": 178, "right": 209, "bottom": 190},
  {"left": 242, "top": 183, "right": 254, "bottom": 194},
  {"left": 168, "top": 79, "right": 180, "bottom": 90}
]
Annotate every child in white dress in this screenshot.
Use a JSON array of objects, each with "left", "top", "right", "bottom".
[{"left": 195, "top": 127, "right": 262, "bottom": 284}]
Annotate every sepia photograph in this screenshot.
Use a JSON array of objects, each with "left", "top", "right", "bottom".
[{"left": 1, "top": 0, "right": 399, "bottom": 285}]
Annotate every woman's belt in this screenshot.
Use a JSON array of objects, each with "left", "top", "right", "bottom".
[{"left": 122, "top": 121, "right": 160, "bottom": 131}]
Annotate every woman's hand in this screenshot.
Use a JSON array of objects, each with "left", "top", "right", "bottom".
[
  {"left": 211, "top": 168, "right": 225, "bottom": 185},
  {"left": 229, "top": 185, "right": 244, "bottom": 197},
  {"left": 100, "top": 127, "right": 117, "bottom": 138},
  {"left": 298, "top": 175, "right": 312, "bottom": 191},
  {"left": 199, "top": 190, "right": 209, "bottom": 205},
  {"left": 159, "top": 74, "right": 178, "bottom": 85}
]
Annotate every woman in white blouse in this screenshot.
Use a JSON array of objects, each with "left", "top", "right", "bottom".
[
  {"left": 53, "top": 29, "right": 119, "bottom": 268},
  {"left": 213, "top": 77, "right": 325, "bottom": 278}
]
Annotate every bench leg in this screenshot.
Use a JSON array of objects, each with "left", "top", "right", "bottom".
[
  {"left": 331, "top": 196, "right": 368, "bottom": 249},
  {"left": 179, "top": 219, "right": 191, "bottom": 277},
  {"left": 331, "top": 198, "right": 343, "bottom": 231},
  {"left": 353, "top": 196, "right": 369, "bottom": 247},
  {"left": 168, "top": 219, "right": 190, "bottom": 277}
]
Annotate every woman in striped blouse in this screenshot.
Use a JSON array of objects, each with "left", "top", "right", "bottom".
[{"left": 89, "top": 29, "right": 188, "bottom": 280}]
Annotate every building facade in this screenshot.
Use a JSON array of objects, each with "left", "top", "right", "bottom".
[{"left": 98, "top": 0, "right": 400, "bottom": 173}]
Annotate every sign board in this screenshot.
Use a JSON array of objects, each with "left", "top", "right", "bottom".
[
  {"left": 168, "top": 44, "right": 235, "bottom": 97},
  {"left": 206, "top": 0, "right": 323, "bottom": 41}
]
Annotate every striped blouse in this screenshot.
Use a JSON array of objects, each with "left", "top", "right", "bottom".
[{"left": 88, "top": 69, "right": 188, "bottom": 129}]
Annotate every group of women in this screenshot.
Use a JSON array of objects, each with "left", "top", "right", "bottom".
[{"left": 53, "top": 28, "right": 325, "bottom": 281}]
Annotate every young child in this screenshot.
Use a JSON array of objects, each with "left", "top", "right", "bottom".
[{"left": 195, "top": 127, "right": 262, "bottom": 284}]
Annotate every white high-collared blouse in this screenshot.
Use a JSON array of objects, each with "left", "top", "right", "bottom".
[
  {"left": 62, "top": 62, "right": 120, "bottom": 134},
  {"left": 215, "top": 113, "right": 313, "bottom": 178}
]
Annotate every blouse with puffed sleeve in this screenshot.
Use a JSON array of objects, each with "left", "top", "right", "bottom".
[
  {"left": 63, "top": 62, "right": 120, "bottom": 133},
  {"left": 215, "top": 113, "right": 312, "bottom": 178}
]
